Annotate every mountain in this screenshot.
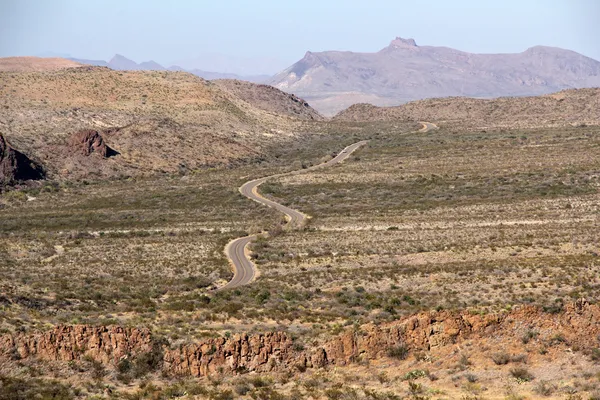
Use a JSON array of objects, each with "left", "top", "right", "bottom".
[
  {"left": 270, "top": 37, "right": 600, "bottom": 115},
  {"left": 335, "top": 87, "right": 600, "bottom": 130},
  {"left": 107, "top": 54, "right": 143, "bottom": 70},
  {"left": 138, "top": 60, "right": 166, "bottom": 71}
]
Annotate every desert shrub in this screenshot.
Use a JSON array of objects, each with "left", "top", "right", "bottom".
[
  {"left": 402, "top": 369, "right": 428, "bottom": 381},
  {"left": 387, "top": 344, "right": 409, "bottom": 360},
  {"left": 132, "top": 347, "right": 163, "bottom": 378},
  {"left": 533, "top": 380, "right": 556, "bottom": 396},
  {"left": 89, "top": 359, "right": 106, "bottom": 381},
  {"left": 117, "top": 358, "right": 132, "bottom": 374},
  {"left": 458, "top": 354, "right": 472, "bottom": 369},
  {"left": 521, "top": 329, "right": 539, "bottom": 344},
  {"left": 255, "top": 290, "right": 271, "bottom": 304},
  {"left": 248, "top": 376, "right": 272, "bottom": 388},
  {"left": 491, "top": 352, "right": 511, "bottom": 365},
  {"left": 590, "top": 348, "right": 600, "bottom": 363},
  {"left": 0, "top": 376, "right": 75, "bottom": 400},
  {"left": 510, "top": 367, "right": 534, "bottom": 382},
  {"left": 234, "top": 384, "right": 251, "bottom": 396},
  {"left": 209, "top": 389, "right": 234, "bottom": 400},
  {"left": 549, "top": 333, "right": 567, "bottom": 346}
]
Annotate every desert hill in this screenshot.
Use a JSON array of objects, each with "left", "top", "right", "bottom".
[
  {"left": 335, "top": 87, "right": 600, "bottom": 130},
  {"left": 0, "top": 63, "right": 321, "bottom": 182},
  {"left": 270, "top": 37, "right": 600, "bottom": 115},
  {"left": 213, "top": 79, "right": 322, "bottom": 120},
  {"left": 0, "top": 56, "right": 82, "bottom": 72}
]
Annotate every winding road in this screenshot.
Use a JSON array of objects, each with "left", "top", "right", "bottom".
[
  {"left": 219, "top": 140, "right": 368, "bottom": 290},
  {"left": 418, "top": 121, "right": 439, "bottom": 132},
  {"left": 219, "top": 122, "right": 438, "bottom": 290}
]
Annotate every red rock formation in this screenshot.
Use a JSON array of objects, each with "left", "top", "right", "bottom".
[
  {"left": 69, "top": 129, "right": 118, "bottom": 158},
  {"left": 0, "top": 325, "right": 153, "bottom": 364},
  {"left": 313, "top": 299, "right": 600, "bottom": 366},
  {"left": 163, "top": 331, "right": 297, "bottom": 377},
  {"left": 0, "top": 133, "right": 45, "bottom": 184},
  {"left": 1, "top": 301, "right": 598, "bottom": 377}
]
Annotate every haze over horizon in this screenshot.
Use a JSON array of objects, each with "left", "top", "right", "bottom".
[{"left": 0, "top": 0, "right": 598, "bottom": 75}]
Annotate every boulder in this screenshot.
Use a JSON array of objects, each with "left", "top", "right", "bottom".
[
  {"left": 0, "top": 133, "right": 45, "bottom": 184},
  {"left": 69, "top": 129, "right": 118, "bottom": 158}
]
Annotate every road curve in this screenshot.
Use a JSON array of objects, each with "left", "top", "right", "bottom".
[
  {"left": 218, "top": 140, "right": 368, "bottom": 291},
  {"left": 418, "top": 121, "right": 438, "bottom": 132}
]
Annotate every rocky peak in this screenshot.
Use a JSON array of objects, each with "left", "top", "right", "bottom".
[
  {"left": 389, "top": 37, "right": 418, "bottom": 49},
  {"left": 108, "top": 54, "right": 139, "bottom": 70},
  {"left": 301, "top": 51, "right": 324, "bottom": 67},
  {"left": 288, "top": 51, "right": 324, "bottom": 79}
]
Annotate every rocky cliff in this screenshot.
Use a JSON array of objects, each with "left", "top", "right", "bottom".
[{"left": 1, "top": 300, "right": 597, "bottom": 377}]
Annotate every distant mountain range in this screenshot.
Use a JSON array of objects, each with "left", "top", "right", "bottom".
[
  {"left": 269, "top": 37, "right": 600, "bottom": 115},
  {"left": 69, "top": 54, "right": 270, "bottom": 83}
]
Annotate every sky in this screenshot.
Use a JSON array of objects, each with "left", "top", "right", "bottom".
[{"left": 0, "top": 0, "right": 598, "bottom": 75}]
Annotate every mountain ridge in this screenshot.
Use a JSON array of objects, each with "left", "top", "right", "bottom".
[
  {"left": 69, "top": 54, "right": 269, "bottom": 82},
  {"left": 270, "top": 37, "right": 600, "bottom": 115}
]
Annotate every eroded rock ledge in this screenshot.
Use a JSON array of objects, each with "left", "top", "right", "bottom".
[{"left": 1, "top": 300, "right": 597, "bottom": 377}]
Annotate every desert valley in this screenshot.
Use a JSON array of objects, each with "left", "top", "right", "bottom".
[{"left": 1, "top": 28, "right": 600, "bottom": 400}]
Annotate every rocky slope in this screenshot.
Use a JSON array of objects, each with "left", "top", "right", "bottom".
[
  {"left": 1, "top": 300, "right": 597, "bottom": 378},
  {"left": 270, "top": 37, "right": 600, "bottom": 115},
  {"left": 335, "top": 87, "right": 600, "bottom": 129},
  {"left": 0, "top": 64, "right": 322, "bottom": 181}
]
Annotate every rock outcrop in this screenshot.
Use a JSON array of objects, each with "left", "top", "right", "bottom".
[
  {"left": 312, "top": 299, "right": 600, "bottom": 366},
  {"left": 1, "top": 301, "right": 598, "bottom": 377},
  {"left": 0, "top": 133, "right": 45, "bottom": 184},
  {"left": 69, "top": 129, "right": 118, "bottom": 158},
  {"left": 163, "top": 331, "right": 297, "bottom": 377},
  {"left": 0, "top": 325, "right": 153, "bottom": 364}
]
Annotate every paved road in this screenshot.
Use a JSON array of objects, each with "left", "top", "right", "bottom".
[
  {"left": 418, "top": 121, "right": 438, "bottom": 132},
  {"left": 219, "top": 140, "right": 368, "bottom": 290}
]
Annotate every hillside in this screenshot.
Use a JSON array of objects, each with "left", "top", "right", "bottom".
[
  {"left": 335, "top": 87, "right": 600, "bottom": 129},
  {"left": 213, "top": 79, "right": 322, "bottom": 120},
  {"left": 0, "top": 56, "right": 82, "bottom": 72},
  {"left": 0, "top": 64, "right": 321, "bottom": 182},
  {"left": 270, "top": 37, "right": 600, "bottom": 115}
]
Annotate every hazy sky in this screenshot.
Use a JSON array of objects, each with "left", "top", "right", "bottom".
[{"left": 0, "top": 0, "right": 598, "bottom": 75}]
